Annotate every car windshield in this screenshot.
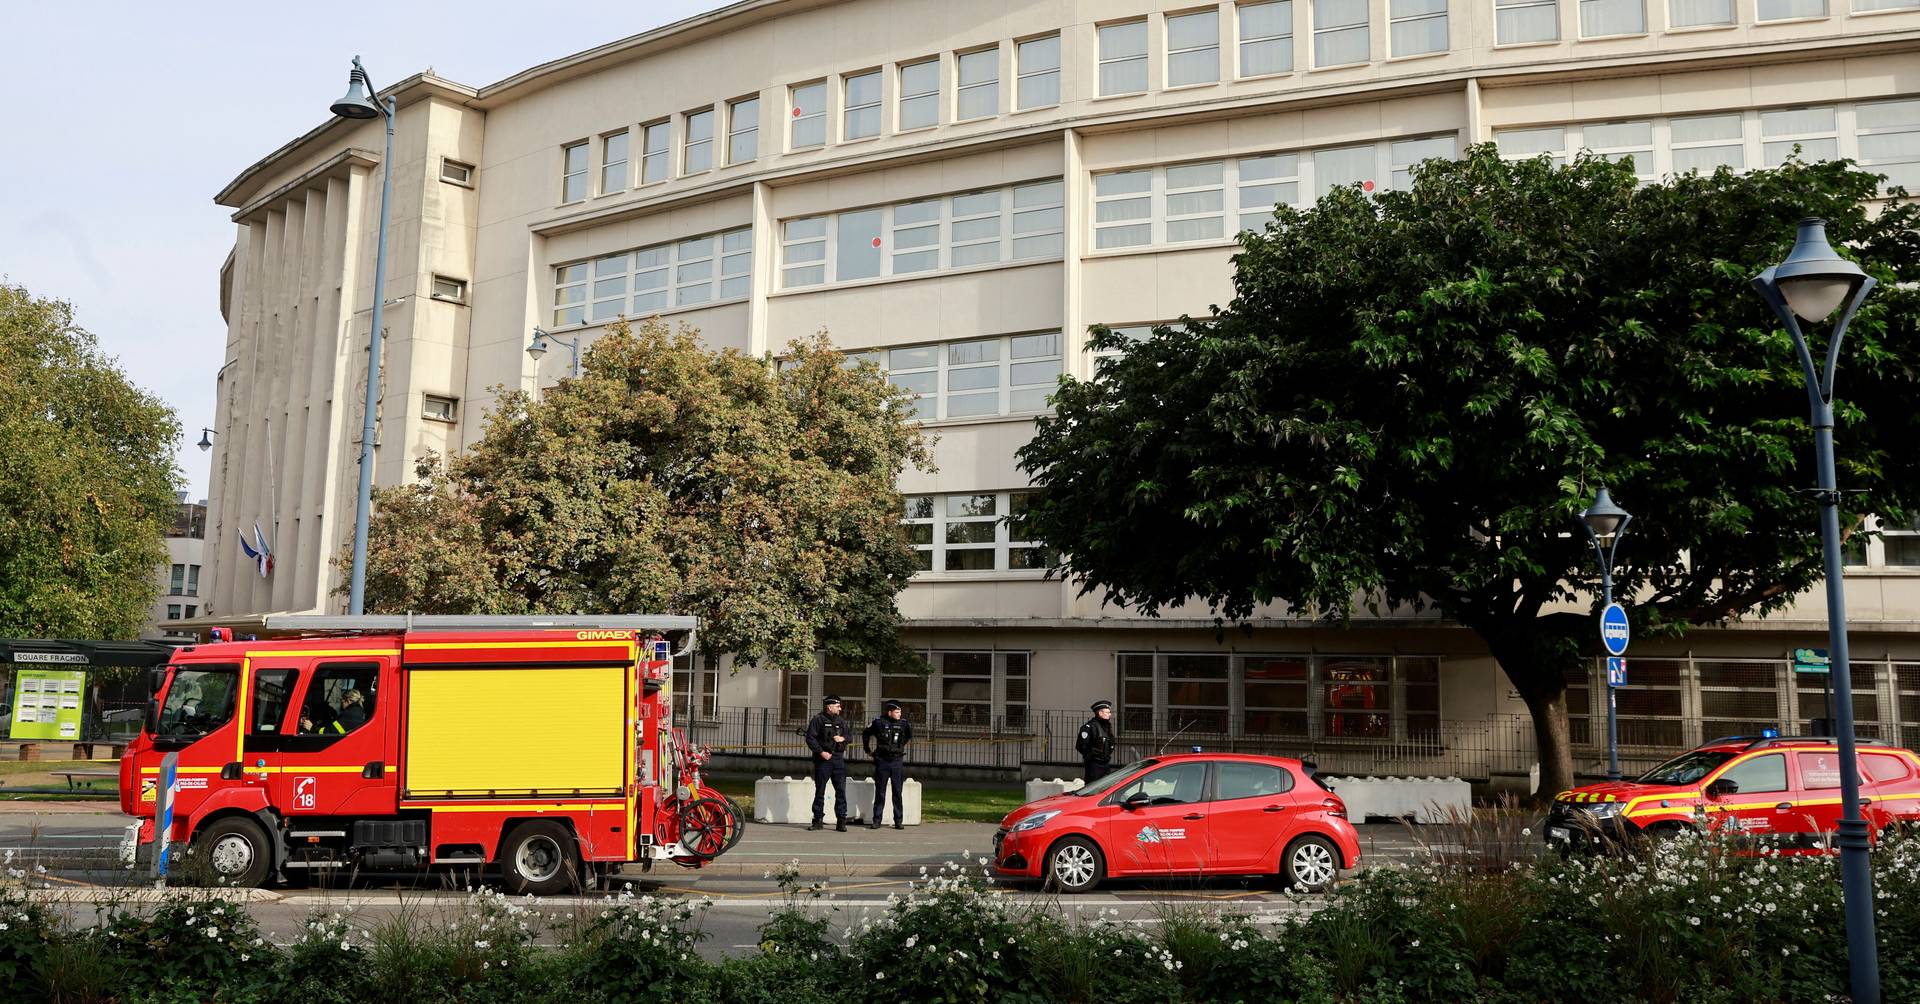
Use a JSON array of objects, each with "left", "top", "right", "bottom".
[
  {"left": 1077, "top": 759, "right": 1158, "bottom": 798},
  {"left": 1636, "top": 750, "right": 1736, "bottom": 786},
  {"left": 155, "top": 666, "right": 239, "bottom": 741}
]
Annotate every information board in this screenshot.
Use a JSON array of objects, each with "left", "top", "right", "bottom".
[{"left": 7, "top": 668, "right": 88, "bottom": 740}]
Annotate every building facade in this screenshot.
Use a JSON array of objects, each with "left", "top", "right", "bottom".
[
  {"left": 203, "top": 0, "right": 1920, "bottom": 777},
  {"left": 144, "top": 496, "right": 207, "bottom": 640}
]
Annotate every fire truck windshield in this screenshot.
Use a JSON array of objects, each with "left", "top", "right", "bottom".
[{"left": 156, "top": 666, "right": 239, "bottom": 740}]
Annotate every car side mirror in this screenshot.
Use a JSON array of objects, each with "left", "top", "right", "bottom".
[
  {"left": 1122, "top": 791, "right": 1151, "bottom": 812},
  {"left": 1706, "top": 778, "right": 1738, "bottom": 799}
]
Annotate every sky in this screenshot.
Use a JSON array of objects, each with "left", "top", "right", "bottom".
[{"left": 0, "top": 0, "right": 719, "bottom": 499}]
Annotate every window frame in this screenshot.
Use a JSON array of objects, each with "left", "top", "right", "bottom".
[
  {"left": 1494, "top": 0, "right": 1561, "bottom": 44},
  {"left": 1312, "top": 0, "right": 1372, "bottom": 68},
  {"left": 560, "top": 141, "right": 589, "bottom": 204},
  {"left": 1756, "top": 0, "right": 1829, "bottom": 19},
  {"left": 1236, "top": 1, "right": 1296, "bottom": 78},
  {"left": 1117, "top": 651, "right": 1445, "bottom": 742},
  {"left": 1166, "top": 8, "right": 1223, "bottom": 87},
  {"left": 550, "top": 225, "right": 754, "bottom": 327},
  {"left": 421, "top": 395, "right": 458, "bottom": 423},
  {"left": 1388, "top": 0, "right": 1449, "bottom": 57},
  {"left": 843, "top": 69, "right": 883, "bottom": 140},
  {"left": 955, "top": 45, "right": 1000, "bottom": 121},
  {"left": 776, "top": 179, "right": 1065, "bottom": 290},
  {"left": 682, "top": 107, "right": 715, "bottom": 175},
  {"left": 1577, "top": 0, "right": 1647, "bottom": 38},
  {"left": 897, "top": 57, "right": 941, "bottom": 131},
  {"left": 902, "top": 488, "right": 1054, "bottom": 572},
  {"left": 727, "top": 95, "right": 760, "bottom": 165},
  {"left": 1015, "top": 33, "right": 1062, "bottom": 111},
  {"left": 790, "top": 80, "right": 828, "bottom": 150},
  {"left": 640, "top": 120, "right": 671, "bottom": 185},
  {"left": 1668, "top": 0, "right": 1734, "bottom": 27},
  {"left": 600, "top": 129, "right": 629, "bottom": 194},
  {"left": 1098, "top": 19, "right": 1150, "bottom": 96},
  {"left": 439, "top": 157, "right": 475, "bottom": 187},
  {"left": 429, "top": 275, "right": 468, "bottom": 303}
]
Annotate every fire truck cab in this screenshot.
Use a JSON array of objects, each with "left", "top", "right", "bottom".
[{"left": 120, "top": 614, "right": 725, "bottom": 893}]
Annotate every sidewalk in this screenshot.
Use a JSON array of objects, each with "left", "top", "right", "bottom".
[
  {"left": 0, "top": 799, "right": 123, "bottom": 814},
  {"left": 690, "top": 820, "right": 1001, "bottom": 877}
]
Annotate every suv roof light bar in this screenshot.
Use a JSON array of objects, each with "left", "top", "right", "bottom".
[
  {"left": 262, "top": 614, "right": 699, "bottom": 657},
  {"left": 1743, "top": 735, "right": 1890, "bottom": 751}
]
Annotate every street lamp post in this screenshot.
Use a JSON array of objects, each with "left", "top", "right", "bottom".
[
  {"left": 196, "top": 427, "right": 216, "bottom": 452},
  {"left": 330, "top": 56, "right": 398, "bottom": 617},
  {"left": 1579, "top": 486, "right": 1632, "bottom": 782},
  {"left": 526, "top": 327, "right": 582, "bottom": 378},
  {"left": 1751, "top": 216, "right": 1880, "bottom": 1004}
]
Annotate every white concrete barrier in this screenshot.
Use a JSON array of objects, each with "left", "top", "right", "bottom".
[
  {"left": 1024, "top": 777, "right": 1085, "bottom": 803},
  {"left": 846, "top": 777, "right": 923, "bottom": 825},
  {"left": 1324, "top": 776, "right": 1472, "bottom": 824},
  {"left": 753, "top": 774, "right": 924, "bottom": 825}
]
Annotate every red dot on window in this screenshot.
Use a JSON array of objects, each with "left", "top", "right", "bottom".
[
  {"left": 792, "top": 107, "right": 803, "bottom": 117},
  {"left": 871, "top": 237, "right": 883, "bottom": 248},
  {"left": 1362, "top": 180, "right": 1375, "bottom": 192}
]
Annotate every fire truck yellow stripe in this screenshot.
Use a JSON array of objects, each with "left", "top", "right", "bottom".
[
  {"left": 627, "top": 640, "right": 638, "bottom": 861},
  {"left": 424, "top": 803, "right": 626, "bottom": 813}
]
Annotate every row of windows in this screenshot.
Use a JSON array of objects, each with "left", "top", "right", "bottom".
[
  {"left": 552, "top": 227, "right": 752, "bottom": 326},
  {"left": 902, "top": 492, "right": 1049, "bottom": 573},
  {"left": 1496, "top": 99, "right": 1920, "bottom": 191},
  {"left": 1846, "top": 515, "right": 1920, "bottom": 568},
  {"left": 780, "top": 179, "right": 1064, "bottom": 289},
  {"left": 1093, "top": 135, "right": 1455, "bottom": 249},
  {"left": 1118, "top": 652, "right": 1442, "bottom": 741},
  {"left": 1586, "top": 658, "right": 1920, "bottom": 751},
  {"left": 553, "top": 1, "right": 1920, "bottom": 204},
  {"left": 167, "top": 563, "right": 201, "bottom": 597},
  {"left": 165, "top": 603, "right": 199, "bottom": 621},
  {"left": 847, "top": 332, "right": 1064, "bottom": 422},
  {"left": 782, "top": 651, "right": 1031, "bottom": 727}
]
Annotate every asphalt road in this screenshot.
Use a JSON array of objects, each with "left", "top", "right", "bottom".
[{"left": 2, "top": 804, "right": 1454, "bottom": 960}]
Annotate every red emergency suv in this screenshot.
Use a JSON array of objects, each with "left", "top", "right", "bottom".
[
  {"left": 993, "top": 753, "right": 1361, "bottom": 893},
  {"left": 1546, "top": 735, "right": 1920, "bottom": 850}
]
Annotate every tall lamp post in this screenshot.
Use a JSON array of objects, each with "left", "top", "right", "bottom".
[
  {"left": 1579, "top": 486, "right": 1632, "bottom": 782},
  {"left": 330, "top": 56, "right": 397, "bottom": 617},
  {"left": 1751, "top": 217, "right": 1880, "bottom": 1004},
  {"left": 526, "top": 327, "right": 582, "bottom": 378}
]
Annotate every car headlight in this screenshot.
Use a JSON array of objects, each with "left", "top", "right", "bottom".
[
  {"left": 1578, "top": 802, "right": 1623, "bottom": 818},
  {"left": 1011, "top": 810, "right": 1060, "bottom": 833}
]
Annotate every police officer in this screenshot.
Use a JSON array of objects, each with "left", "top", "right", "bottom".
[
  {"left": 863, "top": 699, "right": 913, "bottom": 830},
  {"left": 1076, "top": 700, "right": 1116, "bottom": 782},
  {"left": 804, "top": 696, "right": 852, "bottom": 831}
]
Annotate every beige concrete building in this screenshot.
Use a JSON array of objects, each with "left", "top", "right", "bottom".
[
  {"left": 143, "top": 496, "right": 207, "bottom": 641},
  {"left": 201, "top": 0, "right": 1920, "bottom": 777}
]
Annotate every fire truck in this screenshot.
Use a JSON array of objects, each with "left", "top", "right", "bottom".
[{"left": 119, "top": 615, "right": 741, "bottom": 893}]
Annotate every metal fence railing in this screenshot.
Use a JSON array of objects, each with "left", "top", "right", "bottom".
[{"left": 674, "top": 707, "right": 1567, "bottom": 780}]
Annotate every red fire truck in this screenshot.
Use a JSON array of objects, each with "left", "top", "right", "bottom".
[{"left": 119, "top": 615, "right": 740, "bottom": 893}]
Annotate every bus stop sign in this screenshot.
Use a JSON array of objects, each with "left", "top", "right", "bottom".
[{"left": 1601, "top": 603, "right": 1630, "bottom": 657}]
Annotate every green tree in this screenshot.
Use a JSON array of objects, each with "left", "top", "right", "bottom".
[
  {"left": 1017, "top": 148, "right": 1920, "bottom": 794},
  {"left": 356, "top": 319, "right": 932, "bottom": 675},
  {"left": 0, "top": 283, "right": 181, "bottom": 638}
]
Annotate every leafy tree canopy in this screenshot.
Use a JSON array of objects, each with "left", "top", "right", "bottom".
[
  {"left": 357, "top": 319, "right": 932, "bottom": 673},
  {"left": 1018, "top": 147, "right": 1920, "bottom": 792},
  {"left": 0, "top": 283, "right": 181, "bottom": 638}
]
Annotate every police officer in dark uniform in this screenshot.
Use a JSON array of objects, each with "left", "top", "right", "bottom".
[
  {"left": 805, "top": 695, "right": 852, "bottom": 831},
  {"left": 863, "top": 699, "right": 914, "bottom": 830},
  {"left": 1076, "top": 700, "right": 1116, "bottom": 782}
]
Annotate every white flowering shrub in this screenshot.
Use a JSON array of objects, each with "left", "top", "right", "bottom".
[
  {"left": 845, "top": 859, "right": 1036, "bottom": 1003},
  {"left": 565, "top": 890, "right": 711, "bottom": 1003}
]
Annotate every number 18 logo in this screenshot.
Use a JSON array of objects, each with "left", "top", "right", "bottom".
[{"left": 294, "top": 776, "right": 317, "bottom": 810}]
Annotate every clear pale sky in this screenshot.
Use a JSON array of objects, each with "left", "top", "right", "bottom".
[{"left": 0, "top": 0, "right": 720, "bottom": 499}]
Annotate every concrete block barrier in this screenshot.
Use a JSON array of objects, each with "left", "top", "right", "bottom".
[
  {"left": 845, "top": 776, "right": 923, "bottom": 825},
  {"left": 1024, "top": 777, "right": 1084, "bottom": 803},
  {"left": 1324, "top": 775, "right": 1471, "bottom": 824},
  {"left": 754, "top": 774, "right": 924, "bottom": 825}
]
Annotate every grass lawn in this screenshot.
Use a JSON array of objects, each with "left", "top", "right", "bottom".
[
  {"left": 0, "top": 758, "right": 118, "bottom": 796},
  {"left": 706, "top": 775, "right": 1025, "bottom": 824}
]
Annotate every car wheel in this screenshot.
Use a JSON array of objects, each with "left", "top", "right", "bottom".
[
  {"left": 1282, "top": 835, "right": 1340, "bottom": 892},
  {"left": 499, "top": 820, "right": 580, "bottom": 896},
  {"left": 1045, "top": 836, "right": 1105, "bottom": 894},
  {"left": 192, "top": 816, "right": 273, "bottom": 888}
]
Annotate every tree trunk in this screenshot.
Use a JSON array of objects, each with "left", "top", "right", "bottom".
[{"left": 1484, "top": 637, "right": 1577, "bottom": 799}]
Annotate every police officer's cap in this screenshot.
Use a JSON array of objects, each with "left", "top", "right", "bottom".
[
  {"left": 883, "top": 699, "right": 903, "bottom": 712},
  {"left": 823, "top": 695, "right": 842, "bottom": 707},
  {"left": 1090, "top": 700, "right": 1112, "bottom": 712}
]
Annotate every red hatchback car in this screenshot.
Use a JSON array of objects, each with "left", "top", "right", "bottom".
[{"left": 993, "top": 753, "right": 1361, "bottom": 893}]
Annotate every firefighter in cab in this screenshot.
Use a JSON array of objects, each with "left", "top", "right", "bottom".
[
  {"left": 1077, "top": 700, "right": 1116, "bottom": 781},
  {"left": 863, "top": 699, "right": 914, "bottom": 830},
  {"left": 805, "top": 695, "right": 853, "bottom": 831}
]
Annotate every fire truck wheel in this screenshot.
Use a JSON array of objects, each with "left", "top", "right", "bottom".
[
  {"left": 500, "top": 821, "right": 580, "bottom": 896},
  {"left": 193, "top": 816, "right": 273, "bottom": 888}
]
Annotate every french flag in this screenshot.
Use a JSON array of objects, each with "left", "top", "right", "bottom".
[{"left": 238, "top": 522, "right": 273, "bottom": 578}]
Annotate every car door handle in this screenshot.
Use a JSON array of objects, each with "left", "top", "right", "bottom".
[
  {"left": 1263, "top": 805, "right": 1284, "bottom": 813},
  {"left": 1183, "top": 813, "right": 1205, "bottom": 821},
  {"left": 1775, "top": 802, "right": 1793, "bottom": 811}
]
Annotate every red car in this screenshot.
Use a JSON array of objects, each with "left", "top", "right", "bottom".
[
  {"left": 1546, "top": 735, "right": 1920, "bottom": 851},
  {"left": 992, "top": 753, "right": 1361, "bottom": 893}
]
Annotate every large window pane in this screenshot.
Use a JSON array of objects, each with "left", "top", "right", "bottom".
[
  {"left": 1390, "top": 0, "right": 1449, "bottom": 56},
  {"left": 957, "top": 47, "right": 999, "bottom": 120},
  {"left": 1316, "top": 143, "right": 1377, "bottom": 196},
  {"left": 728, "top": 97, "right": 759, "bottom": 164},
  {"left": 836, "top": 208, "right": 884, "bottom": 281},
  {"left": 683, "top": 108, "right": 714, "bottom": 173},
  {"left": 1757, "top": 0, "right": 1826, "bottom": 17},
  {"left": 1580, "top": 0, "right": 1645, "bottom": 36},
  {"left": 1238, "top": 1, "right": 1294, "bottom": 76},
  {"left": 1495, "top": 0, "right": 1559, "bottom": 43},
  {"left": 1099, "top": 20, "right": 1149, "bottom": 95},
  {"left": 845, "top": 70, "right": 881, "bottom": 140},
  {"left": 791, "top": 81, "right": 826, "bottom": 149},
  {"left": 1669, "top": 0, "right": 1732, "bottom": 26},
  {"left": 899, "top": 59, "right": 940, "bottom": 130},
  {"left": 1167, "top": 9, "right": 1220, "bottom": 87},
  {"left": 1314, "top": 0, "right": 1370, "bottom": 67},
  {"left": 1017, "top": 34, "right": 1061, "bottom": 110}
]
